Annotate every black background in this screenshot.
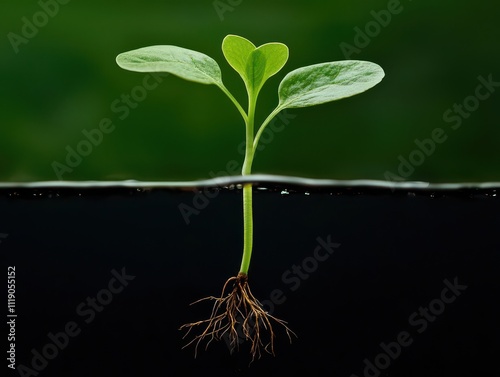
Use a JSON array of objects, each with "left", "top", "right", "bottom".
[{"left": 1, "top": 185, "right": 499, "bottom": 376}]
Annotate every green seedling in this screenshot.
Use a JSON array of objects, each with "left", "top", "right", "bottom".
[{"left": 116, "top": 34, "right": 384, "bottom": 359}]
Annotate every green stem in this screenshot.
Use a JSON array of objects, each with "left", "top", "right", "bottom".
[
  {"left": 252, "top": 105, "right": 284, "bottom": 154},
  {"left": 239, "top": 183, "right": 253, "bottom": 274},
  {"left": 239, "top": 88, "right": 257, "bottom": 275},
  {"left": 219, "top": 84, "right": 248, "bottom": 123}
]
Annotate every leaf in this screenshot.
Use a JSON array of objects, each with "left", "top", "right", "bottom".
[
  {"left": 222, "top": 35, "right": 256, "bottom": 81},
  {"left": 222, "top": 35, "right": 289, "bottom": 94},
  {"left": 116, "top": 45, "right": 223, "bottom": 86},
  {"left": 278, "top": 60, "right": 385, "bottom": 109},
  {"left": 246, "top": 43, "right": 289, "bottom": 94}
]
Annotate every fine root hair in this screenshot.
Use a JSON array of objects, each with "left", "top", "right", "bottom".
[{"left": 180, "top": 272, "right": 295, "bottom": 360}]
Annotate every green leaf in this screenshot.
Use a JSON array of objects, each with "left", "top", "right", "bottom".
[
  {"left": 222, "top": 35, "right": 256, "bottom": 81},
  {"left": 278, "top": 60, "right": 385, "bottom": 109},
  {"left": 116, "top": 45, "right": 223, "bottom": 86},
  {"left": 222, "top": 35, "right": 289, "bottom": 94},
  {"left": 246, "top": 43, "right": 289, "bottom": 94}
]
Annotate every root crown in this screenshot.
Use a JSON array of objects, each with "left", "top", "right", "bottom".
[{"left": 180, "top": 273, "right": 295, "bottom": 360}]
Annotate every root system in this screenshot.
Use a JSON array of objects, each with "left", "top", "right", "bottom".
[{"left": 180, "top": 272, "right": 295, "bottom": 360}]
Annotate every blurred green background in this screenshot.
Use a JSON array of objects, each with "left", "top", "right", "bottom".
[{"left": 1, "top": 0, "right": 499, "bottom": 182}]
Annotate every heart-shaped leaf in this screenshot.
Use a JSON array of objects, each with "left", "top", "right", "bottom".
[
  {"left": 278, "top": 60, "right": 385, "bottom": 109},
  {"left": 116, "top": 45, "right": 223, "bottom": 86},
  {"left": 246, "top": 43, "right": 289, "bottom": 94},
  {"left": 222, "top": 35, "right": 288, "bottom": 95},
  {"left": 222, "top": 35, "right": 256, "bottom": 81}
]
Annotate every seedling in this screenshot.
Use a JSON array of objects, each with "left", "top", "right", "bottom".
[{"left": 116, "top": 34, "right": 384, "bottom": 359}]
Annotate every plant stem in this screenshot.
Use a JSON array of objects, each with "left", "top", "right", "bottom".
[
  {"left": 253, "top": 105, "right": 284, "bottom": 154},
  {"left": 219, "top": 84, "right": 248, "bottom": 123},
  {"left": 239, "top": 183, "right": 253, "bottom": 274},
  {"left": 239, "top": 89, "right": 257, "bottom": 275}
]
